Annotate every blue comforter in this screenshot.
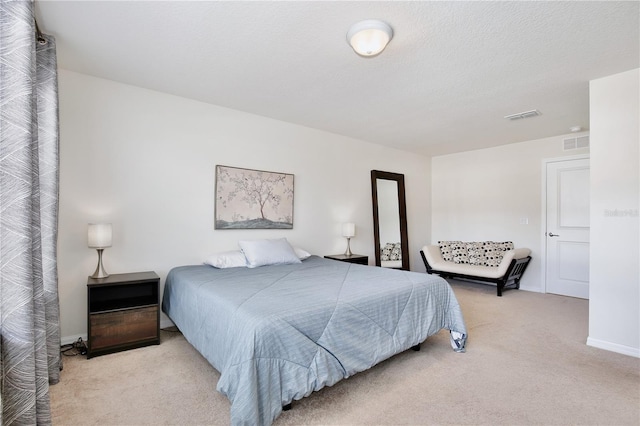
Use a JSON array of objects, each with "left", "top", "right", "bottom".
[{"left": 162, "top": 256, "right": 466, "bottom": 426}]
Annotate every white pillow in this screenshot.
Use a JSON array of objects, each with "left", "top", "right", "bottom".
[
  {"left": 204, "top": 246, "right": 310, "bottom": 269},
  {"left": 204, "top": 250, "right": 247, "bottom": 269},
  {"left": 294, "top": 246, "right": 311, "bottom": 260},
  {"left": 238, "top": 238, "right": 302, "bottom": 268}
]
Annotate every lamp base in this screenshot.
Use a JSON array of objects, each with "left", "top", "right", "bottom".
[
  {"left": 90, "top": 248, "right": 109, "bottom": 279},
  {"left": 344, "top": 238, "right": 352, "bottom": 256}
]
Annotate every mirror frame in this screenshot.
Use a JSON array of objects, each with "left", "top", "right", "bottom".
[{"left": 371, "top": 170, "right": 410, "bottom": 270}]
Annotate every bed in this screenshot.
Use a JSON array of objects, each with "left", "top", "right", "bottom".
[{"left": 162, "top": 255, "right": 467, "bottom": 426}]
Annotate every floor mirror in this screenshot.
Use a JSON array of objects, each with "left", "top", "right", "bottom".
[{"left": 371, "top": 170, "right": 410, "bottom": 270}]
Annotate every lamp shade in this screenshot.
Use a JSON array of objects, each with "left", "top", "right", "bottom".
[
  {"left": 342, "top": 222, "right": 356, "bottom": 238},
  {"left": 347, "top": 20, "right": 393, "bottom": 57},
  {"left": 88, "top": 223, "right": 112, "bottom": 248}
]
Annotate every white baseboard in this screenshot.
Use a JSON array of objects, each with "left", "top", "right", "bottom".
[
  {"left": 160, "top": 317, "right": 174, "bottom": 330},
  {"left": 61, "top": 334, "right": 87, "bottom": 346},
  {"left": 587, "top": 337, "right": 640, "bottom": 358},
  {"left": 519, "top": 284, "right": 542, "bottom": 293}
]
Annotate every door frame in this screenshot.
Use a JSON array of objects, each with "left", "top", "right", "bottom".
[{"left": 540, "top": 154, "right": 590, "bottom": 294}]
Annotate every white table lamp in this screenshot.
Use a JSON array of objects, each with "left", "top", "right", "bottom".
[{"left": 342, "top": 222, "right": 356, "bottom": 256}]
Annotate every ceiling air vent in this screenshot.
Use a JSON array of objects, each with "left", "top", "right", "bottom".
[
  {"left": 504, "top": 109, "right": 541, "bottom": 120},
  {"left": 563, "top": 135, "right": 590, "bottom": 150}
]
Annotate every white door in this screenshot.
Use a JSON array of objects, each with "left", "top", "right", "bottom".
[{"left": 545, "top": 158, "right": 590, "bottom": 299}]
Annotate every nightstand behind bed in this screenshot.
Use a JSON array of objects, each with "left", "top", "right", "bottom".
[{"left": 324, "top": 254, "right": 368, "bottom": 265}]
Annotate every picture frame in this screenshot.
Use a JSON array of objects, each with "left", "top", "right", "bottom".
[{"left": 215, "top": 165, "right": 294, "bottom": 229}]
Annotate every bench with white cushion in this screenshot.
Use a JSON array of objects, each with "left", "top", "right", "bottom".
[{"left": 420, "top": 242, "right": 531, "bottom": 297}]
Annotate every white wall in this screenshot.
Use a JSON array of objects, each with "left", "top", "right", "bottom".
[
  {"left": 57, "top": 70, "right": 432, "bottom": 341},
  {"left": 588, "top": 68, "right": 639, "bottom": 357},
  {"left": 431, "top": 134, "right": 589, "bottom": 293}
]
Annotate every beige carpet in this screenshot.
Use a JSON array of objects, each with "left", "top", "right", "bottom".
[{"left": 50, "top": 280, "right": 640, "bottom": 425}]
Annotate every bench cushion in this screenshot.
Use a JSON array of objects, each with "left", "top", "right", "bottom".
[{"left": 438, "top": 241, "right": 515, "bottom": 267}]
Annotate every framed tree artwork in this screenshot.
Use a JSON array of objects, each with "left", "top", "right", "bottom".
[{"left": 215, "top": 165, "right": 294, "bottom": 229}]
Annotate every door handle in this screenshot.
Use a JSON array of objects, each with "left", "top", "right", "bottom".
[{"left": 548, "top": 232, "right": 560, "bottom": 237}]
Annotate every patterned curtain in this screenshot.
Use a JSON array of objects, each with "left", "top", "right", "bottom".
[{"left": 0, "top": 0, "right": 61, "bottom": 424}]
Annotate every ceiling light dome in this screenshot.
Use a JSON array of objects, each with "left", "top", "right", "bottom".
[{"left": 347, "top": 20, "right": 393, "bottom": 57}]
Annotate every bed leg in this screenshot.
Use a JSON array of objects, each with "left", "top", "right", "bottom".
[
  {"left": 283, "top": 403, "right": 292, "bottom": 411},
  {"left": 497, "top": 283, "right": 503, "bottom": 297},
  {"left": 411, "top": 344, "right": 420, "bottom": 351}
]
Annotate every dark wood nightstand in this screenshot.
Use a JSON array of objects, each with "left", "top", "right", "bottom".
[
  {"left": 87, "top": 271, "right": 160, "bottom": 358},
  {"left": 324, "top": 254, "right": 368, "bottom": 265}
]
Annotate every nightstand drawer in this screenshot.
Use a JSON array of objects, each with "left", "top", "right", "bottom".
[{"left": 89, "top": 306, "right": 158, "bottom": 351}]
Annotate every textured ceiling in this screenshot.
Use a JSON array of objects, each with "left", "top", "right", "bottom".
[{"left": 36, "top": 1, "right": 639, "bottom": 156}]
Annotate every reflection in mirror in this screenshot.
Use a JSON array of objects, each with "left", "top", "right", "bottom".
[
  {"left": 377, "top": 180, "right": 400, "bottom": 248},
  {"left": 371, "top": 170, "right": 409, "bottom": 270}
]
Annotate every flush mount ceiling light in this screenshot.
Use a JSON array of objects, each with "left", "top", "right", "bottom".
[{"left": 347, "top": 20, "right": 393, "bottom": 57}]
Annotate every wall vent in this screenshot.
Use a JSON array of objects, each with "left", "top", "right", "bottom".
[
  {"left": 576, "top": 135, "right": 589, "bottom": 148},
  {"left": 563, "top": 135, "right": 590, "bottom": 150},
  {"left": 504, "top": 109, "right": 541, "bottom": 120}
]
